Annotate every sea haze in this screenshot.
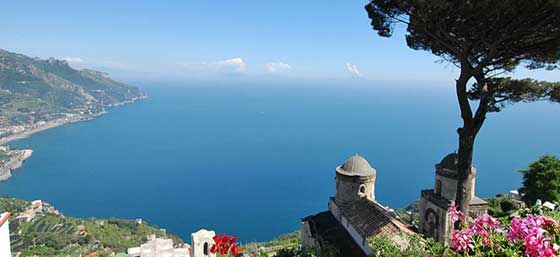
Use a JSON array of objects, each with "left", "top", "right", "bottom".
[{"left": 1, "top": 82, "right": 559, "bottom": 242}]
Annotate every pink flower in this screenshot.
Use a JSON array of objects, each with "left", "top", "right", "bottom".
[
  {"left": 448, "top": 204, "right": 463, "bottom": 223},
  {"left": 449, "top": 229, "right": 473, "bottom": 252},
  {"left": 524, "top": 234, "right": 557, "bottom": 257},
  {"left": 443, "top": 213, "right": 559, "bottom": 257},
  {"left": 506, "top": 215, "right": 559, "bottom": 257},
  {"left": 471, "top": 214, "right": 500, "bottom": 243},
  {"left": 508, "top": 215, "right": 549, "bottom": 243},
  {"left": 507, "top": 218, "right": 524, "bottom": 243}
]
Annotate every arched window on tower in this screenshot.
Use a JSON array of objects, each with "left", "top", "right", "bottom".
[
  {"left": 203, "top": 242, "right": 209, "bottom": 256},
  {"left": 359, "top": 184, "right": 366, "bottom": 196}
]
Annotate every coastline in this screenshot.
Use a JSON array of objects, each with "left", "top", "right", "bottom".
[
  {"left": 0, "top": 95, "right": 147, "bottom": 146},
  {"left": 0, "top": 114, "right": 98, "bottom": 146},
  {"left": 0, "top": 95, "right": 147, "bottom": 181}
]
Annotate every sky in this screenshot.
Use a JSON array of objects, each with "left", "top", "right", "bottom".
[{"left": 1, "top": 0, "right": 558, "bottom": 83}]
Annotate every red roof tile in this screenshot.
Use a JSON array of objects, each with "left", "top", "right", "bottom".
[{"left": 0, "top": 212, "right": 11, "bottom": 227}]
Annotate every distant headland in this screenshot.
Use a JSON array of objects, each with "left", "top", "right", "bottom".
[{"left": 0, "top": 147, "right": 32, "bottom": 181}]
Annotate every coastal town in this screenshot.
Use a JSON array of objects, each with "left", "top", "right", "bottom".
[
  {"left": 0, "top": 113, "right": 96, "bottom": 146},
  {"left": 0, "top": 92, "right": 148, "bottom": 147}
]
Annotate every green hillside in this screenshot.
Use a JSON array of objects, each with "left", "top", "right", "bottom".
[
  {"left": 0, "top": 198, "right": 182, "bottom": 257},
  {"left": 0, "top": 49, "right": 144, "bottom": 128}
]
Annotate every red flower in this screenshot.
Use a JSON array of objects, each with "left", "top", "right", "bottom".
[
  {"left": 210, "top": 234, "right": 244, "bottom": 256},
  {"left": 231, "top": 245, "right": 243, "bottom": 256}
]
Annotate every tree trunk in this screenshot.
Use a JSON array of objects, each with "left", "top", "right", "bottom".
[
  {"left": 454, "top": 68, "right": 475, "bottom": 216},
  {"left": 455, "top": 128, "right": 476, "bottom": 215},
  {"left": 454, "top": 70, "right": 490, "bottom": 216}
]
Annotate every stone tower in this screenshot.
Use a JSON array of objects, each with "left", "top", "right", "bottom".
[
  {"left": 419, "top": 153, "right": 486, "bottom": 243},
  {"left": 334, "top": 155, "right": 377, "bottom": 204},
  {"left": 433, "top": 153, "right": 476, "bottom": 202}
]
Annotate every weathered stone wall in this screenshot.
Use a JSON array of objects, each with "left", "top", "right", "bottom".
[
  {"left": 435, "top": 169, "right": 476, "bottom": 202},
  {"left": 435, "top": 174, "right": 459, "bottom": 201},
  {"left": 469, "top": 205, "right": 487, "bottom": 218},
  {"left": 329, "top": 198, "right": 341, "bottom": 220},
  {"left": 418, "top": 195, "right": 452, "bottom": 244},
  {"left": 300, "top": 221, "right": 318, "bottom": 249}
]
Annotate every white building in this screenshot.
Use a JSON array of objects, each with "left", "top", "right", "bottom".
[
  {"left": 0, "top": 212, "right": 12, "bottom": 257},
  {"left": 127, "top": 229, "right": 219, "bottom": 257},
  {"left": 191, "top": 229, "right": 216, "bottom": 257},
  {"left": 508, "top": 190, "right": 521, "bottom": 201},
  {"left": 128, "top": 235, "right": 190, "bottom": 257}
]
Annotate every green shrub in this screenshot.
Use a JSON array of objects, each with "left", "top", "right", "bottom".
[
  {"left": 367, "top": 237, "right": 401, "bottom": 257},
  {"left": 520, "top": 155, "right": 560, "bottom": 205}
]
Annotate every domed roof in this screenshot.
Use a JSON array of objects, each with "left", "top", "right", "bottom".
[
  {"left": 336, "top": 155, "right": 376, "bottom": 177},
  {"left": 436, "top": 153, "right": 459, "bottom": 177},
  {"left": 439, "top": 153, "right": 458, "bottom": 170}
]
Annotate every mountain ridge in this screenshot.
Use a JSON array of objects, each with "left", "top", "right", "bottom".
[{"left": 0, "top": 48, "right": 145, "bottom": 133}]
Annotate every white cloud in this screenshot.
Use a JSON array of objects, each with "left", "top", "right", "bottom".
[
  {"left": 176, "top": 57, "right": 249, "bottom": 77},
  {"left": 345, "top": 62, "right": 363, "bottom": 77},
  {"left": 204, "top": 57, "right": 247, "bottom": 73},
  {"left": 63, "top": 57, "right": 84, "bottom": 63},
  {"left": 265, "top": 62, "right": 291, "bottom": 73}
]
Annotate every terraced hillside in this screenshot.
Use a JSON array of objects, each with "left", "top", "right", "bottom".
[{"left": 0, "top": 198, "right": 183, "bottom": 257}]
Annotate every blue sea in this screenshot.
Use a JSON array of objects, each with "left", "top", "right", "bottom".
[{"left": 1, "top": 82, "right": 559, "bottom": 242}]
